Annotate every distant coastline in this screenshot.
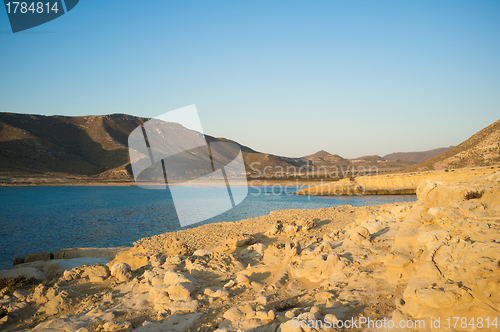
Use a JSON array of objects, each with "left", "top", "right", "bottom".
[{"left": 0, "top": 176, "right": 328, "bottom": 188}]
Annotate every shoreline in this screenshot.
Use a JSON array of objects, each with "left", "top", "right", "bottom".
[
  {"left": 0, "top": 178, "right": 325, "bottom": 187},
  {"left": 1, "top": 171, "right": 499, "bottom": 331},
  {"left": 297, "top": 165, "right": 500, "bottom": 196},
  {"left": 6, "top": 194, "right": 418, "bottom": 268},
  {"left": 4, "top": 167, "right": 499, "bottom": 196}
]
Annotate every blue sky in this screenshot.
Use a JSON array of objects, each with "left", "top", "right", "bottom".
[{"left": 1, "top": 1, "right": 499, "bottom": 158}]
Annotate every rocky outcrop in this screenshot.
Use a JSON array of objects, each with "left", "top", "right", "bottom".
[{"left": 297, "top": 166, "right": 499, "bottom": 195}]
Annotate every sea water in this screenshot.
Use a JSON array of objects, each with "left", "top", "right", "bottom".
[{"left": 0, "top": 186, "right": 416, "bottom": 267}]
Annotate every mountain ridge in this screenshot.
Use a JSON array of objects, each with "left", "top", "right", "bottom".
[
  {"left": 400, "top": 119, "right": 500, "bottom": 172},
  {"left": 304, "top": 150, "right": 332, "bottom": 158},
  {"left": 0, "top": 112, "right": 310, "bottom": 179},
  {"left": 3, "top": 112, "right": 493, "bottom": 180},
  {"left": 383, "top": 147, "right": 453, "bottom": 164}
]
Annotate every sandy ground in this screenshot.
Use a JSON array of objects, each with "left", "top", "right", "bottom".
[
  {"left": 1, "top": 171, "right": 499, "bottom": 332},
  {"left": 297, "top": 166, "right": 500, "bottom": 195}
]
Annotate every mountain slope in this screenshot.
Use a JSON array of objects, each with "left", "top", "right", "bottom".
[
  {"left": 304, "top": 150, "right": 332, "bottom": 158},
  {"left": 383, "top": 147, "right": 453, "bottom": 164},
  {"left": 0, "top": 113, "right": 309, "bottom": 179},
  {"left": 401, "top": 119, "right": 500, "bottom": 172}
]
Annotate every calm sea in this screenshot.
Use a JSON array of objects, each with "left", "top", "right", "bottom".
[{"left": 0, "top": 186, "right": 416, "bottom": 267}]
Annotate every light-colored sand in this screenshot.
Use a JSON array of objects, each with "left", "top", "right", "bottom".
[
  {"left": 297, "top": 166, "right": 500, "bottom": 195},
  {"left": 1, "top": 171, "right": 499, "bottom": 331}
]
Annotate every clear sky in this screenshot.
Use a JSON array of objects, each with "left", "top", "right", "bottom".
[{"left": 1, "top": 1, "right": 499, "bottom": 158}]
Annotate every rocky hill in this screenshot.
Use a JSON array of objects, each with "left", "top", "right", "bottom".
[
  {"left": 383, "top": 146, "right": 453, "bottom": 164},
  {"left": 304, "top": 152, "right": 415, "bottom": 172},
  {"left": 0, "top": 113, "right": 309, "bottom": 180},
  {"left": 3, "top": 112, "right": 489, "bottom": 183},
  {"left": 402, "top": 119, "right": 500, "bottom": 172},
  {"left": 303, "top": 150, "right": 332, "bottom": 158}
]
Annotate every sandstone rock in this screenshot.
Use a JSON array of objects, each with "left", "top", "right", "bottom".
[
  {"left": 164, "top": 299, "right": 199, "bottom": 314},
  {"left": 90, "top": 276, "right": 105, "bottom": 283},
  {"left": 103, "top": 321, "right": 132, "bottom": 331},
  {"left": 165, "top": 238, "right": 193, "bottom": 256},
  {"left": 8, "top": 301, "right": 28, "bottom": 312},
  {"left": 315, "top": 291, "right": 335, "bottom": 303},
  {"left": 223, "top": 306, "right": 245, "bottom": 321},
  {"left": 236, "top": 274, "right": 250, "bottom": 285},
  {"left": 280, "top": 319, "right": 303, "bottom": 332},
  {"left": 133, "top": 313, "right": 202, "bottom": 332},
  {"left": 265, "top": 222, "right": 281, "bottom": 236},
  {"left": 204, "top": 287, "right": 229, "bottom": 298},
  {"left": 149, "top": 284, "right": 169, "bottom": 304},
  {"left": 12, "top": 288, "right": 30, "bottom": 298},
  {"left": 285, "top": 241, "right": 301, "bottom": 257},
  {"left": 150, "top": 275, "right": 164, "bottom": 286},
  {"left": 107, "top": 249, "right": 149, "bottom": 271},
  {"left": 141, "top": 270, "right": 156, "bottom": 282},
  {"left": 167, "top": 283, "right": 195, "bottom": 301},
  {"left": 289, "top": 253, "right": 342, "bottom": 282},
  {"left": 0, "top": 315, "right": 13, "bottom": 327},
  {"left": 224, "top": 280, "right": 237, "bottom": 289},
  {"left": 417, "top": 230, "right": 450, "bottom": 248},
  {"left": 284, "top": 225, "right": 299, "bottom": 234},
  {"left": 0, "top": 296, "right": 11, "bottom": 306},
  {"left": 110, "top": 262, "right": 132, "bottom": 282},
  {"left": 163, "top": 271, "right": 193, "bottom": 285},
  {"left": 360, "top": 220, "right": 388, "bottom": 235},
  {"left": 148, "top": 255, "right": 165, "bottom": 267},
  {"left": 324, "top": 314, "right": 339, "bottom": 324},
  {"left": 240, "top": 243, "right": 266, "bottom": 259},
  {"left": 256, "top": 295, "right": 268, "bottom": 305},
  {"left": 225, "top": 234, "right": 256, "bottom": 250},
  {"left": 81, "top": 264, "right": 110, "bottom": 280},
  {"left": 349, "top": 226, "right": 370, "bottom": 238},
  {"left": 27, "top": 284, "right": 48, "bottom": 304},
  {"left": 42, "top": 293, "right": 72, "bottom": 315},
  {"left": 193, "top": 249, "right": 211, "bottom": 256},
  {"left": 391, "top": 205, "right": 408, "bottom": 215}
]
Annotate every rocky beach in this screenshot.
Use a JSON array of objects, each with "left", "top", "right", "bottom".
[
  {"left": 2, "top": 1, "right": 500, "bottom": 330},
  {"left": 1, "top": 170, "right": 499, "bottom": 331}
]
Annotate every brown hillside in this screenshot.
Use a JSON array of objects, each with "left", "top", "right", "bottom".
[
  {"left": 383, "top": 146, "right": 453, "bottom": 164},
  {"left": 0, "top": 113, "right": 309, "bottom": 179},
  {"left": 401, "top": 119, "right": 500, "bottom": 172},
  {"left": 304, "top": 150, "right": 331, "bottom": 158}
]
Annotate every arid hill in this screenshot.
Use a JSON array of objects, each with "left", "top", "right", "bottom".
[
  {"left": 2, "top": 112, "right": 482, "bottom": 183},
  {"left": 0, "top": 113, "right": 309, "bottom": 180},
  {"left": 297, "top": 119, "right": 500, "bottom": 196},
  {"left": 383, "top": 146, "right": 453, "bottom": 164},
  {"left": 401, "top": 119, "right": 500, "bottom": 172},
  {"left": 304, "top": 153, "right": 415, "bottom": 173},
  {"left": 303, "top": 150, "right": 332, "bottom": 158}
]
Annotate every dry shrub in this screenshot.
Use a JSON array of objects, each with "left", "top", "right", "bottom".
[{"left": 464, "top": 190, "right": 484, "bottom": 200}]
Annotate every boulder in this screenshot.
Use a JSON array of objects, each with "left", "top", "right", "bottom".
[
  {"left": 204, "top": 287, "right": 229, "bottom": 298},
  {"left": 80, "top": 264, "right": 110, "bottom": 280},
  {"left": 225, "top": 234, "right": 256, "bottom": 250},
  {"left": 103, "top": 321, "right": 132, "bottom": 332},
  {"left": 163, "top": 271, "right": 193, "bottom": 285},
  {"left": 166, "top": 283, "right": 195, "bottom": 301},
  {"left": 110, "top": 262, "right": 132, "bottom": 282}
]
